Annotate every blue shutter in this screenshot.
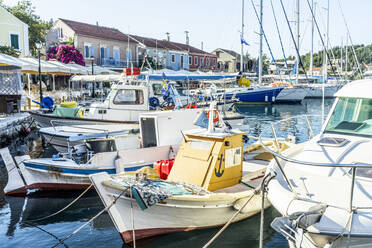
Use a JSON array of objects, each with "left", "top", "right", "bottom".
[
  {"left": 85, "top": 46, "right": 89, "bottom": 58},
  {"left": 106, "top": 48, "right": 110, "bottom": 58},
  {"left": 100, "top": 47, "right": 105, "bottom": 58},
  {"left": 90, "top": 46, "right": 95, "bottom": 57}
]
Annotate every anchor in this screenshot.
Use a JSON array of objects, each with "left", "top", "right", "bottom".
[{"left": 215, "top": 154, "right": 225, "bottom": 177}]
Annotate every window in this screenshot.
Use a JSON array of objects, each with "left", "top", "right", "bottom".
[
  {"left": 194, "top": 56, "right": 198, "bottom": 65},
  {"left": 106, "top": 47, "right": 110, "bottom": 58},
  {"left": 85, "top": 46, "right": 89, "bottom": 58},
  {"left": 152, "top": 84, "right": 162, "bottom": 96},
  {"left": 189, "top": 56, "right": 192, "bottom": 65},
  {"left": 213, "top": 58, "right": 216, "bottom": 66},
  {"left": 206, "top": 58, "right": 210, "bottom": 66},
  {"left": 325, "top": 97, "right": 372, "bottom": 137},
  {"left": 113, "top": 48, "right": 120, "bottom": 60},
  {"left": 90, "top": 46, "right": 95, "bottom": 57},
  {"left": 225, "top": 147, "right": 242, "bottom": 168},
  {"left": 59, "top": 28, "right": 63, "bottom": 38},
  {"left": 200, "top": 57, "right": 204, "bottom": 66},
  {"left": 10, "top": 34, "right": 19, "bottom": 50},
  {"left": 113, "top": 89, "right": 144, "bottom": 105},
  {"left": 180, "top": 55, "right": 184, "bottom": 66},
  {"left": 171, "top": 54, "right": 175, "bottom": 63}
]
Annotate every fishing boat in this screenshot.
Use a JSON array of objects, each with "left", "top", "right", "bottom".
[
  {"left": 30, "top": 82, "right": 244, "bottom": 128},
  {"left": 0, "top": 109, "right": 203, "bottom": 195},
  {"left": 264, "top": 79, "right": 372, "bottom": 247},
  {"left": 90, "top": 103, "right": 294, "bottom": 244}
]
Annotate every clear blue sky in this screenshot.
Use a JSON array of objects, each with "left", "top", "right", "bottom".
[{"left": 4, "top": 0, "right": 372, "bottom": 59}]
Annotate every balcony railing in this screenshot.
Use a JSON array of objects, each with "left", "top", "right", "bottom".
[{"left": 100, "top": 58, "right": 128, "bottom": 67}]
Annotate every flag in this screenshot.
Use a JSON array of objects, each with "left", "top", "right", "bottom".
[
  {"left": 240, "top": 36, "right": 249, "bottom": 46},
  {"left": 292, "top": 61, "right": 297, "bottom": 74},
  {"left": 161, "top": 72, "right": 170, "bottom": 97}
]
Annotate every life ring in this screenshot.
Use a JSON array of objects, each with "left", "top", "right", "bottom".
[
  {"left": 206, "top": 110, "right": 219, "bottom": 123},
  {"left": 186, "top": 104, "right": 197, "bottom": 109},
  {"left": 149, "top": 97, "right": 160, "bottom": 109}
]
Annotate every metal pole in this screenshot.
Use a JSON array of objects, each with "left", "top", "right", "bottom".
[
  {"left": 91, "top": 58, "right": 95, "bottom": 98},
  {"left": 38, "top": 49, "right": 43, "bottom": 103},
  {"left": 240, "top": 0, "right": 244, "bottom": 72},
  {"left": 350, "top": 167, "right": 356, "bottom": 212},
  {"left": 309, "top": 0, "right": 315, "bottom": 77},
  {"left": 258, "top": 0, "right": 263, "bottom": 84},
  {"left": 295, "top": 0, "right": 300, "bottom": 84}
]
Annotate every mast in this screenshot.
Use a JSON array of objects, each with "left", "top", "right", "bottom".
[
  {"left": 345, "top": 35, "right": 348, "bottom": 73},
  {"left": 258, "top": 0, "right": 263, "bottom": 84},
  {"left": 309, "top": 0, "right": 315, "bottom": 77},
  {"left": 340, "top": 38, "right": 343, "bottom": 74},
  {"left": 240, "top": 0, "right": 244, "bottom": 72},
  {"left": 323, "top": 0, "right": 329, "bottom": 84},
  {"left": 295, "top": 0, "right": 300, "bottom": 84}
]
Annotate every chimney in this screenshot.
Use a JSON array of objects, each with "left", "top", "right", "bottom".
[
  {"left": 185, "top": 31, "right": 189, "bottom": 45},
  {"left": 166, "top": 32, "right": 170, "bottom": 41},
  {"left": 201, "top": 41, "right": 203, "bottom": 51},
  {"left": 96, "top": 21, "right": 99, "bottom": 26}
]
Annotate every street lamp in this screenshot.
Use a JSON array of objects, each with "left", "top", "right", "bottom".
[
  {"left": 90, "top": 56, "right": 95, "bottom": 98},
  {"left": 35, "top": 41, "right": 43, "bottom": 103}
]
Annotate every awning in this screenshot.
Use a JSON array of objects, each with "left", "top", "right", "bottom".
[
  {"left": 19, "top": 57, "right": 62, "bottom": 74},
  {"left": 70, "top": 74, "right": 124, "bottom": 82},
  {"left": 85, "top": 65, "right": 119, "bottom": 75},
  {"left": 0, "top": 53, "right": 22, "bottom": 67},
  {"left": 138, "top": 69, "right": 237, "bottom": 80}
]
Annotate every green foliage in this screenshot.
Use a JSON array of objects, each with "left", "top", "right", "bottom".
[
  {"left": 0, "top": 0, "right": 52, "bottom": 56},
  {"left": 298, "top": 44, "right": 372, "bottom": 72},
  {"left": 0, "top": 45, "right": 20, "bottom": 57}
]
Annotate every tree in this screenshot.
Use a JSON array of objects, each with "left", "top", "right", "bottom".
[
  {"left": 0, "top": 0, "right": 52, "bottom": 56},
  {"left": 47, "top": 45, "right": 85, "bottom": 66}
]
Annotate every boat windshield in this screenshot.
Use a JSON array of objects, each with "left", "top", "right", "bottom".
[{"left": 325, "top": 97, "right": 372, "bottom": 137}]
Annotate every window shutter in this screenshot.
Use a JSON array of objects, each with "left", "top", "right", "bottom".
[
  {"left": 85, "top": 46, "right": 89, "bottom": 58},
  {"left": 100, "top": 47, "right": 105, "bottom": 58},
  {"left": 106, "top": 48, "right": 110, "bottom": 58}
]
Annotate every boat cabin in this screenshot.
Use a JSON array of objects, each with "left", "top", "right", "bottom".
[{"left": 167, "top": 129, "right": 245, "bottom": 191}]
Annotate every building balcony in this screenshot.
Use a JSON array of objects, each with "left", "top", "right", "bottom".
[{"left": 100, "top": 58, "right": 128, "bottom": 67}]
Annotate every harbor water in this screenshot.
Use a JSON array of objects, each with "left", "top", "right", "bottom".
[{"left": 0, "top": 98, "right": 334, "bottom": 248}]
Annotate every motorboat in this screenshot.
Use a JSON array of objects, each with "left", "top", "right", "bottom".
[
  {"left": 264, "top": 79, "right": 372, "bottom": 247},
  {"left": 89, "top": 103, "right": 294, "bottom": 244}
]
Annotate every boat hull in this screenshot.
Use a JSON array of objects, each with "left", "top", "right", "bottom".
[
  {"left": 275, "top": 87, "right": 307, "bottom": 103},
  {"left": 224, "top": 87, "right": 283, "bottom": 104},
  {"left": 90, "top": 172, "right": 267, "bottom": 244}
]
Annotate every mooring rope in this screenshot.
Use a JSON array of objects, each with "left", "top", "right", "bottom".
[
  {"left": 23, "top": 221, "right": 68, "bottom": 248},
  {"left": 50, "top": 186, "right": 129, "bottom": 248},
  {"left": 24, "top": 184, "right": 93, "bottom": 222},
  {"left": 202, "top": 187, "right": 260, "bottom": 248}
]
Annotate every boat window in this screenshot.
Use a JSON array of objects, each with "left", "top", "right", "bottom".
[
  {"left": 225, "top": 147, "right": 241, "bottom": 168},
  {"left": 189, "top": 140, "right": 213, "bottom": 150},
  {"left": 113, "top": 89, "right": 144, "bottom": 105},
  {"left": 349, "top": 167, "right": 372, "bottom": 179},
  {"left": 325, "top": 97, "right": 372, "bottom": 137},
  {"left": 152, "top": 84, "right": 163, "bottom": 96}
]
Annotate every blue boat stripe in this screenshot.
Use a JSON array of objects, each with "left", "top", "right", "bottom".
[{"left": 24, "top": 162, "right": 153, "bottom": 175}]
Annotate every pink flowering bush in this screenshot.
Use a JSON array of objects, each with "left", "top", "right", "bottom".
[{"left": 47, "top": 45, "right": 85, "bottom": 66}]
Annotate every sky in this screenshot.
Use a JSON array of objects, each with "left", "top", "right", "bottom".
[{"left": 3, "top": 0, "right": 372, "bottom": 59}]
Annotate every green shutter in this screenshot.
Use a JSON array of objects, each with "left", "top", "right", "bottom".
[{"left": 10, "top": 34, "right": 19, "bottom": 49}]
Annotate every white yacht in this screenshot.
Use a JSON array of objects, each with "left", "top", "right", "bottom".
[{"left": 264, "top": 79, "right": 372, "bottom": 247}]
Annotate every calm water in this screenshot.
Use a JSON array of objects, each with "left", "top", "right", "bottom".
[{"left": 0, "top": 99, "right": 334, "bottom": 248}]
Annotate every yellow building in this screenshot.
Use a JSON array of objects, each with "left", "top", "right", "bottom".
[{"left": 0, "top": 6, "right": 30, "bottom": 56}]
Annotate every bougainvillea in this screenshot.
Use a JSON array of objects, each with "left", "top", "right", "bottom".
[{"left": 47, "top": 45, "right": 85, "bottom": 66}]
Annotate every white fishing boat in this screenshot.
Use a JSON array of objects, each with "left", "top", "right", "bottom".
[
  {"left": 30, "top": 82, "right": 244, "bottom": 128},
  {"left": 1, "top": 109, "right": 203, "bottom": 195},
  {"left": 90, "top": 103, "right": 294, "bottom": 244},
  {"left": 264, "top": 79, "right": 372, "bottom": 247}
]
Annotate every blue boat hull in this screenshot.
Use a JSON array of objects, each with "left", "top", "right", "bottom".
[{"left": 224, "top": 87, "right": 283, "bottom": 104}]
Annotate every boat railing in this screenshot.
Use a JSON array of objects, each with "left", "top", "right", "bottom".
[{"left": 258, "top": 114, "right": 372, "bottom": 213}]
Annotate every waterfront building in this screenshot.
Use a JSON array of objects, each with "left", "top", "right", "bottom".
[
  {"left": 211, "top": 48, "right": 247, "bottom": 73},
  {"left": 45, "top": 19, "right": 138, "bottom": 71},
  {"left": 0, "top": 6, "right": 30, "bottom": 57}
]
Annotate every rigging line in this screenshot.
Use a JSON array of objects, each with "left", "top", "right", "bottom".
[
  {"left": 250, "top": 0, "right": 281, "bottom": 77},
  {"left": 336, "top": 0, "right": 363, "bottom": 78},
  {"left": 270, "top": 0, "right": 288, "bottom": 68},
  {"left": 278, "top": 0, "right": 309, "bottom": 82},
  {"left": 304, "top": 0, "right": 339, "bottom": 83}
]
